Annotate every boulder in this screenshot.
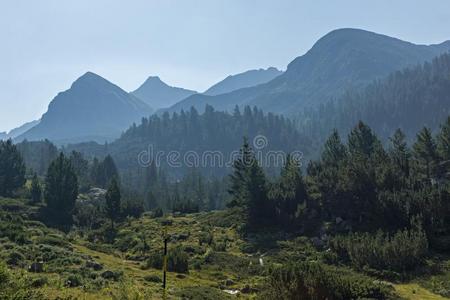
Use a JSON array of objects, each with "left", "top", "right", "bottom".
[
  {"left": 28, "top": 262, "right": 44, "bottom": 273},
  {"left": 86, "top": 260, "right": 103, "bottom": 271}
]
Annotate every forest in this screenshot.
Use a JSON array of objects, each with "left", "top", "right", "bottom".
[{"left": 1, "top": 113, "right": 450, "bottom": 299}]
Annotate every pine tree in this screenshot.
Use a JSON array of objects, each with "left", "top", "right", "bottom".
[
  {"left": 389, "top": 129, "right": 410, "bottom": 177},
  {"left": 44, "top": 153, "right": 78, "bottom": 225},
  {"left": 228, "top": 137, "right": 255, "bottom": 207},
  {"left": 91, "top": 155, "right": 119, "bottom": 188},
  {"left": 413, "top": 127, "right": 439, "bottom": 181},
  {"left": 271, "top": 154, "right": 308, "bottom": 228},
  {"left": 105, "top": 178, "right": 121, "bottom": 229},
  {"left": 437, "top": 116, "right": 450, "bottom": 177},
  {"left": 0, "top": 140, "right": 26, "bottom": 197},
  {"left": 321, "top": 129, "right": 347, "bottom": 166},
  {"left": 246, "top": 158, "right": 269, "bottom": 228},
  {"left": 30, "top": 173, "right": 42, "bottom": 204}
]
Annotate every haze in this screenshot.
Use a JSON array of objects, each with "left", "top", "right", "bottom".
[{"left": 1, "top": 0, "right": 450, "bottom": 132}]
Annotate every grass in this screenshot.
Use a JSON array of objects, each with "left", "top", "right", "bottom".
[
  {"left": 395, "top": 283, "right": 449, "bottom": 300},
  {"left": 1, "top": 197, "right": 450, "bottom": 299}
]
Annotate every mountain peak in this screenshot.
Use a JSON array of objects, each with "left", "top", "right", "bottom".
[
  {"left": 203, "top": 67, "right": 283, "bottom": 96},
  {"left": 132, "top": 76, "right": 197, "bottom": 109},
  {"left": 141, "top": 76, "right": 169, "bottom": 88}
]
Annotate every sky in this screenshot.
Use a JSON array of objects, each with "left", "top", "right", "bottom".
[{"left": 1, "top": 0, "right": 450, "bottom": 132}]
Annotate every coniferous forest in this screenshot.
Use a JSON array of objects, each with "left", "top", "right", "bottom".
[{"left": 2, "top": 8, "right": 450, "bottom": 299}]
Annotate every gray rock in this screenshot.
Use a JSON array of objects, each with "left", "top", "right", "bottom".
[
  {"left": 28, "top": 262, "right": 44, "bottom": 273},
  {"left": 86, "top": 260, "right": 103, "bottom": 271}
]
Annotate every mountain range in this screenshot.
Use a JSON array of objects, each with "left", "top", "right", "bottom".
[
  {"left": 13, "top": 28, "right": 450, "bottom": 145},
  {"left": 203, "top": 67, "right": 282, "bottom": 96},
  {"left": 167, "top": 28, "right": 450, "bottom": 115},
  {"left": 17, "top": 72, "right": 152, "bottom": 144},
  {"left": 0, "top": 120, "right": 40, "bottom": 140},
  {"left": 131, "top": 76, "right": 197, "bottom": 109}
]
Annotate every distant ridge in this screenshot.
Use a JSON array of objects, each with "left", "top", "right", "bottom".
[
  {"left": 167, "top": 28, "right": 450, "bottom": 115},
  {"left": 131, "top": 76, "right": 197, "bottom": 109},
  {"left": 17, "top": 72, "right": 152, "bottom": 144},
  {"left": 203, "top": 67, "right": 282, "bottom": 96}
]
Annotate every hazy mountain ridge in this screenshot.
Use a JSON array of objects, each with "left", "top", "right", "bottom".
[
  {"left": 17, "top": 72, "right": 152, "bottom": 144},
  {"left": 167, "top": 28, "right": 450, "bottom": 115},
  {"left": 131, "top": 76, "right": 197, "bottom": 109},
  {"left": 0, "top": 120, "right": 40, "bottom": 140},
  {"left": 203, "top": 67, "right": 282, "bottom": 96}
]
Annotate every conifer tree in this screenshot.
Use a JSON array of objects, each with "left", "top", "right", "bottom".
[
  {"left": 0, "top": 139, "right": 26, "bottom": 197},
  {"left": 413, "top": 127, "right": 439, "bottom": 181},
  {"left": 105, "top": 178, "right": 121, "bottom": 229},
  {"left": 30, "top": 173, "right": 42, "bottom": 204},
  {"left": 228, "top": 137, "right": 255, "bottom": 207},
  {"left": 44, "top": 153, "right": 78, "bottom": 225}
]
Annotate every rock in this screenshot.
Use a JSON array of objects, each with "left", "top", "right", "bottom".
[
  {"left": 176, "top": 274, "right": 186, "bottom": 279},
  {"left": 241, "top": 284, "right": 257, "bottom": 294},
  {"left": 86, "top": 260, "right": 103, "bottom": 271},
  {"left": 28, "top": 262, "right": 44, "bottom": 273},
  {"left": 224, "top": 279, "right": 235, "bottom": 286}
]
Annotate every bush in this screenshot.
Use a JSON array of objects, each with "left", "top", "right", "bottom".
[
  {"left": 143, "top": 274, "right": 161, "bottom": 283},
  {"left": 0, "top": 262, "right": 42, "bottom": 299},
  {"left": 152, "top": 207, "right": 163, "bottom": 218},
  {"left": 145, "top": 246, "right": 189, "bottom": 273},
  {"left": 330, "top": 225, "right": 428, "bottom": 273},
  {"left": 66, "top": 274, "right": 82, "bottom": 287},
  {"left": 198, "top": 231, "right": 214, "bottom": 246},
  {"left": 259, "top": 262, "right": 395, "bottom": 300},
  {"left": 30, "top": 276, "right": 48, "bottom": 288},
  {"left": 7, "top": 251, "right": 25, "bottom": 266}
]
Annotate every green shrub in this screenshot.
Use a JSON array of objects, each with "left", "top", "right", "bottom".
[
  {"left": 198, "top": 231, "right": 214, "bottom": 246},
  {"left": 143, "top": 274, "right": 161, "bottom": 283},
  {"left": 152, "top": 207, "right": 163, "bottom": 218},
  {"left": 66, "top": 274, "right": 83, "bottom": 287},
  {"left": 330, "top": 225, "right": 428, "bottom": 273},
  {"left": 145, "top": 246, "right": 189, "bottom": 273},
  {"left": 0, "top": 262, "right": 42, "bottom": 299},
  {"left": 7, "top": 251, "right": 25, "bottom": 266},
  {"left": 30, "top": 276, "right": 48, "bottom": 288},
  {"left": 176, "top": 286, "right": 232, "bottom": 300},
  {"left": 259, "top": 261, "right": 395, "bottom": 300}
]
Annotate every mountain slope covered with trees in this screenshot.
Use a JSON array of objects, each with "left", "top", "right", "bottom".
[{"left": 168, "top": 28, "right": 450, "bottom": 115}]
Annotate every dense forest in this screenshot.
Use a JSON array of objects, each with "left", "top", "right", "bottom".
[
  {"left": 298, "top": 53, "right": 450, "bottom": 144},
  {"left": 2, "top": 115, "right": 450, "bottom": 298},
  {"left": 66, "top": 105, "right": 311, "bottom": 183}
]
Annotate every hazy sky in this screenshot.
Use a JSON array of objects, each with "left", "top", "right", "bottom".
[{"left": 1, "top": 0, "right": 450, "bottom": 132}]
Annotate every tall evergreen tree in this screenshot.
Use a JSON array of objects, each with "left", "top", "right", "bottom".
[
  {"left": 322, "top": 129, "right": 347, "bottom": 166},
  {"left": 91, "top": 155, "right": 119, "bottom": 188},
  {"left": 30, "top": 173, "right": 42, "bottom": 204},
  {"left": 413, "top": 127, "right": 439, "bottom": 181},
  {"left": 44, "top": 153, "right": 78, "bottom": 225},
  {"left": 228, "top": 137, "right": 255, "bottom": 207},
  {"left": 437, "top": 116, "right": 450, "bottom": 177},
  {"left": 271, "top": 154, "right": 308, "bottom": 228},
  {"left": 105, "top": 178, "right": 121, "bottom": 229},
  {"left": 0, "top": 140, "right": 26, "bottom": 197}
]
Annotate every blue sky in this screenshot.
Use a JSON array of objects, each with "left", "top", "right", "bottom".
[{"left": 1, "top": 0, "right": 450, "bottom": 132}]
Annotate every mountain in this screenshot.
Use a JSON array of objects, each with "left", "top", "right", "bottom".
[
  {"left": 131, "top": 76, "right": 197, "bottom": 109},
  {"left": 203, "top": 67, "right": 282, "bottom": 96},
  {"left": 0, "top": 120, "right": 40, "bottom": 140},
  {"left": 298, "top": 53, "right": 450, "bottom": 143},
  {"left": 17, "top": 72, "right": 152, "bottom": 144},
  {"left": 8, "top": 120, "right": 40, "bottom": 138},
  {"left": 168, "top": 28, "right": 450, "bottom": 115}
]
